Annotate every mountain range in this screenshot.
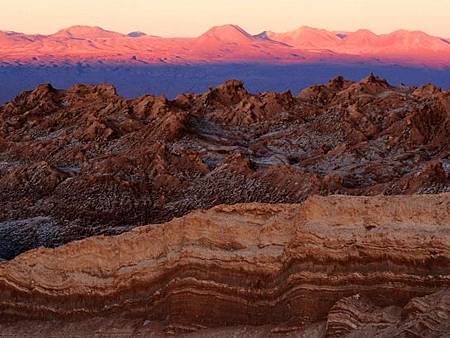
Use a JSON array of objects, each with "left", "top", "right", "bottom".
[{"left": 1, "top": 24, "right": 450, "bottom": 67}]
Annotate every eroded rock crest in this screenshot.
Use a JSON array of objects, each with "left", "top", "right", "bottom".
[{"left": 1, "top": 76, "right": 450, "bottom": 258}]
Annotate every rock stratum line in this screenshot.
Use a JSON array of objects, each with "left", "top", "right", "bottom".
[{"left": 0, "top": 194, "right": 449, "bottom": 336}]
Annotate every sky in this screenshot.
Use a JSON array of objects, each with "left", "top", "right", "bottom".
[{"left": 1, "top": 0, "right": 449, "bottom": 37}]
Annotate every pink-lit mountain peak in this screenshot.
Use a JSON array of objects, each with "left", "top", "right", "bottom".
[
  {"left": 52, "top": 25, "right": 124, "bottom": 39},
  {"left": 341, "top": 29, "right": 379, "bottom": 46},
  {"left": 200, "top": 24, "right": 254, "bottom": 42},
  {"left": 290, "top": 26, "right": 339, "bottom": 39},
  {"left": 383, "top": 29, "right": 449, "bottom": 48},
  {"left": 263, "top": 26, "right": 342, "bottom": 49},
  {"left": 0, "top": 30, "right": 42, "bottom": 45},
  {"left": 351, "top": 29, "right": 377, "bottom": 36}
]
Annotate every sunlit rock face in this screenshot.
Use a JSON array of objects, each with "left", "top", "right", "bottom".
[{"left": 0, "top": 194, "right": 449, "bottom": 336}]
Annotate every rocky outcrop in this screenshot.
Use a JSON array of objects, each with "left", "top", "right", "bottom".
[
  {"left": 0, "top": 194, "right": 449, "bottom": 336},
  {"left": 1, "top": 76, "right": 450, "bottom": 258},
  {"left": 326, "top": 290, "right": 450, "bottom": 337}
]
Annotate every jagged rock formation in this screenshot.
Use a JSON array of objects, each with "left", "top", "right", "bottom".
[
  {"left": 0, "top": 194, "right": 449, "bottom": 336},
  {"left": 326, "top": 291, "right": 450, "bottom": 337},
  {"left": 1, "top": 76, "right": 450, "bottom": 258}
]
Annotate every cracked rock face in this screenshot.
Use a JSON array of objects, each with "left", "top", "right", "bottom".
[
  {"left": 1, "top": 76, "right": 450, "bottom": 258},
  {"left": 0, "top": 194, "right": 449, "bottom": 336}
]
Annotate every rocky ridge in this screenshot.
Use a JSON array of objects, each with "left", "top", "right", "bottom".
[{"left": 1, "top": 75, "right": 450, "bottom": 258}]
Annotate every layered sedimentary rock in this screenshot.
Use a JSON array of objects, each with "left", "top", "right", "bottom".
[
  {"left": 0, "top": 194, "right": 449, "bottom": 336},
  {"left": 1, "top": 75, "right": 450, "bottom": 258},
  {"left": 326, "top": 291, "right": 450, "bottom": 337}
]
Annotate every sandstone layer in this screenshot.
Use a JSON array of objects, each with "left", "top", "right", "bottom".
[
  {"left": 0, "top": 194, "right": 449, "bottom": 336},
  {"left": 1, "top": 75, "right": 450, "bottom": 258}
]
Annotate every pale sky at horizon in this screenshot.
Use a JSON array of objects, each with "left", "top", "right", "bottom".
[{"left": 1, "top": 0, "right": 449, "bottom": 38}]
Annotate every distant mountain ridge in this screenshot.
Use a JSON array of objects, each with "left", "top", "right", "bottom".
[
  {"left": 0, "top": 24, "right": 449, "bottom": 67},
  {"left": 264, "top": 26, "right": 450, "bottom": 58}
]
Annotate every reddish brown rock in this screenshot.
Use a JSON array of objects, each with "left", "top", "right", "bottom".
[
  {"left": 0, "top": 194, "right": 449, "bottom": 336},
  {"left": 1, "top": 76, "right": 450, "bottom": 258},
  {"left": 326, "top": 291, "right": 450, "bottom": 338}
]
